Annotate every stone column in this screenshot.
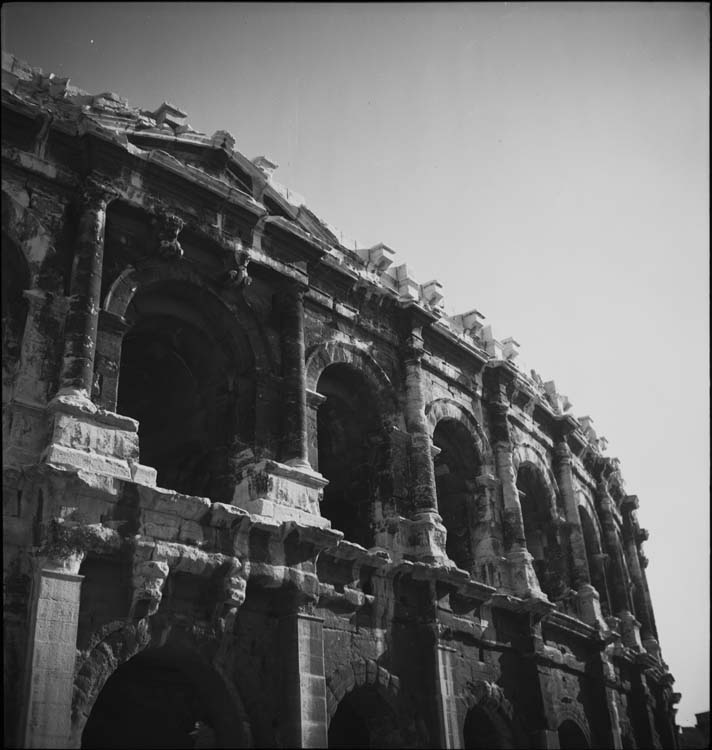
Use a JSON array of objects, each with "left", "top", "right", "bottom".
[
  {"left": 401, "top": 327, "right": 447, "bottom": 562},
  {"left": 488, "top": 399, "right": 542, "bottom": 598},
  {"left": 279, "top": 612, "right": 328, "bottom": 748},
  {"left": 57, "top": 177, "right": 116, "bottom": 401},
  {"left": 21, "top": 552, "right": 85, "bottom": 749},
  {"left": 434, "top": 643, "right": 460, "bottom": 749},
  {"left": 553, "top": 438, "right": 605, "bottom": 627},
  {"left": 596, "top": 481, "right": 630, "bottom": 618},
  {"left": 280, "top": 286, "right": 310, "bottom": 469},
  {"left": 402, "top": 328, "right": 438, "bottom": 514},
  {"left": 621, "top": 497, "right": 659, "bottom": 657}
]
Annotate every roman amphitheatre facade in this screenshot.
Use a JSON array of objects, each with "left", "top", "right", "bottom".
[{"left": 2, "top": 53, "right": 679, "bottom": 748}]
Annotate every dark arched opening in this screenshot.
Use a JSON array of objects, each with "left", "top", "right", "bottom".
[
  {"left": 81, "top": 647, "right": 247, "bottom": 748},
  {"left": 328, "top": 685, "right": 404, "bottom": 749},
  {"left": 316, "top": 363, "right": 384, "bottom": 548},
  {"left": 433, "top": 418, "right": 480, "bottom": 570},
  {"left": 557, "top": 720, "right": 589, "bottom": 749},
  {"left": 579, "top": 506, "right": 611, "bottom": 617},
  {"left": 517, "top": 463, "right": 571, "bottom": 601},
  {"left": 1, "top": 232, "right": 29, "bottom": 400},
  {"left": 117, "top": 283, "right": 253, "bottom": 500},
  {"left": 463, "top": 705, "right": 507, "bottom": 748}
]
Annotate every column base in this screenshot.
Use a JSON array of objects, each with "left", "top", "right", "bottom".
[
  {"left": 618, "top": 610, "right": 644, "bottom": 651},
  {"left": 400, "top": 510, "right": 449, "bottom": 564},
  {"left": 642, "top": 636, "right": 662, "bottom": 661},
  {"left": 232, "top": 459, "right": 330, "bottom": 527},
  {"left": 41, "top": 393, "right": 157, "bottom": 485},
  {"left": 504, "top": 545, "right": 546, "bottom": 599},
  {"left": 577, "top": 584, "right": 608, "bottom": 630}
]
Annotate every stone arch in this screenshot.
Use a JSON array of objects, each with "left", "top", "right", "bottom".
[
  {"left": 305, "top": 342, "right": 398, "bottom": 421},
  {"left": 96, "top": 261, "right": 271, "bottom": 499},
  {"left": 101, "top": 261, "right": 273, "bottom": 374},
  {"left": 72, "top": 621, "right": 252, "bottom": 749},
  {"left": 556, "top": 716, "right": 591, "bottom": 749},
  {"left": 426, "top": 402, "right": 486, "bottom": 571},
  {"left": 325, "top": 660, "right": 425, "bottom": 748},
  {"left": 577, "top": 500, "right": 611, "bottom": 616},
  {"left": 515, "top": 455, "right": 572, "bottom": 601},
  {"left": 425, "top": 398, "right": 492, "bottom": 465},
  {"left": 462, "top": 680, "right": 518, "bottom": 749},
  {"left": 309, "top": 344, "right": 399, "bottom": 546},
  {"left": 512, "top": 442, "right": 559, "bottom": 512}
]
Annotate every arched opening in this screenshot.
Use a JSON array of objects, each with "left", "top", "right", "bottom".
[
  {"left": 578, "top": 505, "right": 611, "bottom": 616},
  {"left": 557, "top": 719, "right": 589, "bottom": 749},
  {"left": 316, "top": 363, "right": 384, "bottom": 548},
  {"left": 432, "top": 418, "right": 480, "bottom": 570},
  {"left": 463, "top": 705, "right": 507, "bottom": 748},
  {"left": 117, "top": 282, "right": 253, "bottom": 500},
  {"left": 517, "top": 463, "right": 570, "bottom": 601},
  {"left": 1, "top": 233, "right": 29, "bottom": 403},
  {"left": 81, "top": 647, "right": 247, "bottom": 748},
  {"left": 328, "top": 685, "right": 404, "bottom": 748}
]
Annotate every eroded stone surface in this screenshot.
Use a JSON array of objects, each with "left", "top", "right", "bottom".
[{"left": 2, "top": 52, "right": 679, "bottom": 750}]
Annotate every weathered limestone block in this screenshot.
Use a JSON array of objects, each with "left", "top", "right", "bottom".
[
  {"left": 232, "top": 459, "right": 329, "bottom": 527},
  {"left": 381, "top": 512, "right": 449, "bottom": 564},
  {"left": 3, "top": 401, "right": 48, "bottom": 468},
  {"left": 21, "top": 554, "right": 85, "bottom": 749},
  {"left": 130, "top": 559, "right": 169, "bottom": 618},
  {"left": 41, "top": 393, "right": 157, "bottom": 485},
  {"left": 279, "top": 612, "right": 328, "bottom": 748}
]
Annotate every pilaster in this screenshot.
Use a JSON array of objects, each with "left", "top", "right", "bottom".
[
  {"left": 434, "top": 642, "right": 460, "bottom": 749},
  {"left": 279, "top": 611, "right": 328, "bottom": 748},
  {"left": 21, "top": 553, "right": 85, "bottom": 749}
]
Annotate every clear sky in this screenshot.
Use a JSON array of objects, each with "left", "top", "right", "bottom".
[{"left": 2, "top": 1, "right": 709, "bottom": 725}]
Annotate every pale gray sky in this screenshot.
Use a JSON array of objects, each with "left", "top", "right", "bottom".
[{"left": 2, "top": 2, "right": 709, "bottom": 725}]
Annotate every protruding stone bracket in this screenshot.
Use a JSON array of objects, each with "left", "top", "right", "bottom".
[
  {"left": 129, "top": 558, "right": 169, "bottom": 619},
  {"left": 154, "top": 211, "right": 184, "bottom": 259}
]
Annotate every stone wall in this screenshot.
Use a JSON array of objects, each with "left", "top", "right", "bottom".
[{"left": 2, "top": 52, "right": 680, "bottom": 748}]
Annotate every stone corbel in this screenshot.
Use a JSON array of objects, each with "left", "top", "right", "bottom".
[
  {"left": 223, "top": 249, "right": 252, "bottom": 289},
  {"left": 215, "top": 558, "right": 247, "bottom": 646},
  {"left": 130, "top": 552, "right": 170, "bottom": 619},
  {"left": 154, "top": 212, "right": 184, "bottom": 259}
]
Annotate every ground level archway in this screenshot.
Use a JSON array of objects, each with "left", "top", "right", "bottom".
[
  {"left": 81, "top": 646, "right": 247, "bottom": 749},
  {"left": 328, "top": 684, "right": 413, "bottom": 749},
  {"left": 557, "top": 719, "right": 589, "bottom": 749}
]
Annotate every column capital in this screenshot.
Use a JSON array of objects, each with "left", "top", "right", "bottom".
[
  {"left": 553, "top": 440, "right": 573, "bottom": 464},
  {"left": 80, "top": 174, "right": 119, "bottom": 211},
  {"left": 402, "top": 325, "right": 425, "bottom": 363}
]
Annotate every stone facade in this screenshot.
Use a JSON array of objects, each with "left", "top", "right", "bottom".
[{"left": 2, "top": 52, "right": 680, "bottom": 749}]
